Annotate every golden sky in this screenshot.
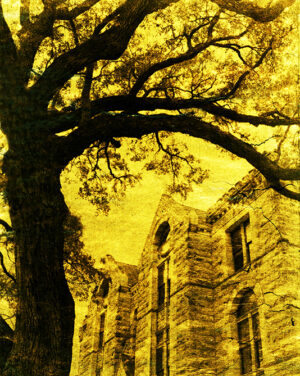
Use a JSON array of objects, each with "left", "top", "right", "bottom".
[
  {"left": 0, "top": 2, "right": 298, "bottom": 375},
  {"left": 62, "top": 137, "right": 250, "bottom": 266},
  {"left": 0, "top": 0, "right": 297, "bottom": 267}
]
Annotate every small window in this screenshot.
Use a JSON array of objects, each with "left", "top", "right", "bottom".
[
  {"left": 230, "top": 217, "right": 252, "bottom": 272},
  {"left": 237, "top": 290, "right": 262, "bottom": 374}
]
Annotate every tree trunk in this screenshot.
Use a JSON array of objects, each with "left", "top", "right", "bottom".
[{"left": 2, "top": 120, "right": 75, "bottom": 376}]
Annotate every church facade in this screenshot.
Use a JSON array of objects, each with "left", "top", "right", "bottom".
[{"left": 78, "top": 171, "right": 300, "bottom": 376}]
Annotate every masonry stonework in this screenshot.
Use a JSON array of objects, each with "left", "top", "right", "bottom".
[{"left": 78, "top": 171, "right": 300, "bottom": 376}]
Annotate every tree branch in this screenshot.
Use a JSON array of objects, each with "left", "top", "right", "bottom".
[
  {"left": 17, "top": 8, "right": 56, "bottom": 84},
  {"left": 29, "top": 0, "right": 177, "bottom": 105},
  {"left": 0, "top": 219, "right": 12, "bottom": 232},
  {"left": 79, "top": 63, "right": 94, "bottom": 126},
  {"left": 48, "top": 95, "right": 299, "bottom": 135},
  {"left": 0, "top": 315, "right": 14, "bottom": 343},
  {"left": 275, "top": 125, "right": 291, "bottom": 162},
  {"left": 56, "top": 113, "right": 300, "bottom": 193},
  {"left": 155, "top": 131, "right": 194, "bottom": 170},
  {"left": 26, "top": 0, "right": 295, "bottom": 104},
  {"left": 0, "top": 252, "right": 16, "bottom": 283},
  {"left": 0, "top": 1, "right": 18, "bottom": 96},
  {"left": 20, "top": 0, "right": 30, "bottom": 26},
  {"left": 56, "top": 0, "right": 100, "bottom": 20},
  {"left": 129, "top": 30, "right": 249, "bottom": 96},
  {"left": 268, "top": 180, "right": 300, "bottom": 201},
  {"left": 212, "top": 39, "right": 273, "bottom": 100},
  {"left": 103, "top": 143, "right": 130, "bottom": 181},
  {"left": 210, "top": 0, "right": 296, "bottom": 22}
]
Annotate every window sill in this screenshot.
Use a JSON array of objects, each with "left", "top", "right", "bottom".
[
  {"left": 233, "top": 262, "right": 252, "bottom": 275},
  {"left": 242, "top": 369, "right": 264, "bottom": 376}
]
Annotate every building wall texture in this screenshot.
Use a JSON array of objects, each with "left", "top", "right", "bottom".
[{"left": 78, "top": 171, "right": 300, "bottom": 376}]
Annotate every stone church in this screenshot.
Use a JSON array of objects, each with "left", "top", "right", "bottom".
[{"left": 78, "top": 170, "right": 300, "bottom": 376}]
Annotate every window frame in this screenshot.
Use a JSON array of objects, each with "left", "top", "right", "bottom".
[
  {"left": 99, "top": 312, "right": 106, "bottom": 350},
  {"left": 228, "top": 216, "right": 252, "bottom": 272},
  {"left": 157, "top": 263, "right": 166, "bottom": 308},
  {"left": 236, "top": 291, "right": 263, "bottom": 375},
  {"left": 155, "top": 328, "right": 170, "bottom": 376}
]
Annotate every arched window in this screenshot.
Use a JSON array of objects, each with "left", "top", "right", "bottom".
[
  {"left": 154, "top": 222, "right": 170, "bottom": 249},
  {"left": 236, "top": 290, "right": 263, "bottom": 374},
  {"left": 100, "top": 278, "right": 110, "bottom": 298}
]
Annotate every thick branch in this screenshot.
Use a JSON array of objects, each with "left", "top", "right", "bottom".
[
  {"left": 56, "top": 0, "right": 100, "bottom": 20},
  {"left": 210, "top": 0, "right": 296, "bottom": 22},
  {"left": 0, "top": 2, "right": 18, "bottom": 97},
  {"left": 48, "top": 96, "right": 299, "bottom": 135},
  {"left": 17, "top": 8, "right": 56, "bottom": 84},
  {"left": 20, "top": 0, "right": 30, "bottom": 25},
  {"left": 270, "top": 181, "right": 300, "bottom": 201},
  {"left": 56, "top": 113, "right": 300, "bottom": 189},
  {"left": 29, "top": 0, "right": 177, "bottom": 105},
  {"left": 26, "top": 0, "right": 294, "bottom": 104},
  {"left": 17, "top": 0, "right": 100, "bottom": 84}
]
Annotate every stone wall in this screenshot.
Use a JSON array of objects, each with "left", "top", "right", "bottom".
[
  {"left": 78, "top": 172, "right": 300, "bottom": 376},
  {"left": 78, "top": 256, "right": 138, "bottom": 376},
  {"left": 210, "top": 178, "right": 300, "bottom": 376}
]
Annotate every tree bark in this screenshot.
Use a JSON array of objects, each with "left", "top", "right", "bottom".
[
  {"left": 0, "top": 316, "right": 13, "bottom": 371},
  {"left": 2, "top": 114, "right": 74, "bottom": 376}
]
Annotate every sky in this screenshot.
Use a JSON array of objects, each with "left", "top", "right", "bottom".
[
  {"left": 62, "top": 136, "right": 251, "bottom": 376},
  {"left": 0, "top": 2, "right": 298, "bottom": 375},
  {"left": 62, "top": 137, "right": 251, "bottom": 267}
]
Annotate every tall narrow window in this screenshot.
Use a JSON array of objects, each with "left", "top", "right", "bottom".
[
  {"left": 231, "top": 226, "right": 244, "bottom": 271},
  {"left": 244, "top": 218, "right": 252, "bottom": 264},
  {"left": 230, "top": 217, "right": 251, "bottom": 272},
  {"left": 156, "top": 331, "right": 164, "bottom": 376},
  {"left": 237, "top": 290, "right": 263, "bottom": 374},
  {"left": 99, "top": 313, "right": 106, "bottom": 349},
  {"left": 166, "top": 327, "right": 170, "bottom": 376},
  {"left": 158, "top": 264, "right": 165, "bottom": 308},
  {"left": 167, "top": 278, "right": 171, "bottom": 304}
]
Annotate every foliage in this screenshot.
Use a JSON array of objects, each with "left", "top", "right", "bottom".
[
  {"left": 0, "top": 213, "right": 97, "bottom": 302},
  {"left": 0, "top": 1, "right": 299, "bottom": 374},
  {"left": 63, "top": 213, "right": 98, "bottom": 299},
  {"left": 38, "top": 0, "right": 298, "bottom": 202}
]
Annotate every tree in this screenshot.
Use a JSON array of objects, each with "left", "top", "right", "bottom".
[
  {"left": 0, "top": 212, "right": 98, "bottom": 372},
  {"left": 0, "top": 0, "right": 299, "bottom": 375}
]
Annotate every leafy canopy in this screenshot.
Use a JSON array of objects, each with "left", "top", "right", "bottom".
[{"left": 0, "top": 0, "right": 299, "bottom": 209}]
